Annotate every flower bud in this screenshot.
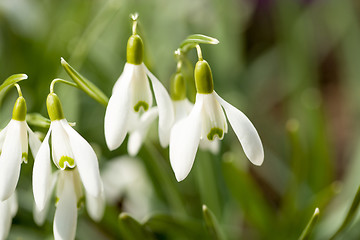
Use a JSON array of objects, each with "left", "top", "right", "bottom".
[
  {"left": 171, "top": 73, "right": 186, "bottom": 101},
  {"left": 12, "top": 96, "right": 27, "bottom": 121},
  {"left": 194, "top": 60, "right": 214, "bottom": 94},
  {"left": 127, "top": 34, "right": 144, "bottom": 65},
  {"left": 46, "top": 93, "right": 64, "bottom": 121}
]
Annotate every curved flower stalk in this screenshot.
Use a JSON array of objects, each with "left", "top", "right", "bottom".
[
  {"left": 0, "top": 193, "right": 17, "bottom": 240},
  {"left": 169, "top": 47, "right": 264, "bottom": 182},
  {"left": 105, "top": 14, "right": 174, "bottom": 151},
  {"left": 0, "top": 85, "right": 41, "bottom": 201},
  {"left": 33, "top": 92, "right": 104, "bottom": 240}
]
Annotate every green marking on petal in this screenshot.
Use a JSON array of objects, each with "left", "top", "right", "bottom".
[
  {"left": 59, "top": 156, "right": 75, "bottom": 170},
  {"left": 55, "top": 197, "right": 59, "bottom": 205},
  {"left": 134, "top": 101, "right": 149, "bottom": 112},
  {"left": 77, "top": 196, "right": 85, "bottom": 209},
  {"left": 22, "top": 152, "right": 28, "bottom": 163},
  {"left": 207, "top": 128, "right": 224, "bottom": 141}
]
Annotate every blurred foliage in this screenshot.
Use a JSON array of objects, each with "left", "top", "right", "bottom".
[{"left": 2, "top": 0, "right": 360, "bottom": 239}]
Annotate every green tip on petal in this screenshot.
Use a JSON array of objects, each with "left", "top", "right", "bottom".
[
  {"left": 46, "top": 93, "right": 65, "bottom": 121},
  {"left": 207, "top": 128, "right": 224, "bottom": 141},
  {"left": 127, "top": 34, "right": 144, "bottom": 65},
  {"left": 195, "top": 60, "right": 214, "bottom": 94},
  {"left": 12, "top": 96, "right": 27, "bottom": 121},
  {"left": 171, "top": 73, "right": 187, "bottom": 101},
  {"left": 22, "top": 152, "right": 28, "bottom": 163},
  {"left": 134, "top": 101, "right": 149, "bottom": 112},
  {"left": 59, "top": 156, "right": 75, "bottom": 170}
]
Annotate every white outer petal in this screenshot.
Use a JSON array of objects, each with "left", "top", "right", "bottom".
[
  {"left": 0, "top": 124, "right": 10, "bottom": 152},
  {"left": 127, "top": 107, "right": 158, "bottom": 156},
  {"left": 0, "top": 120, "right": 22, "bottom": 201},
  {"left": 51, "top": 120, "right": 75, "bottom": 169},
  {"left": 33, "top": 171, "right": 58, "bottom": 226},
  {"left": 104, "top": 64, "right": 134, "bottom": 150},
  {"left": 33, "top": 127, "right": 52, "bottom": 211},
  {"left": 61, "top": 120, "right": 102, "bottom": 198},
  {"left": 86, "top": 184, "right": 105, "bottom": 222},
  {"left": 0, "top": 198, "right": 12, "bottom": 240},
  {"left": 27, "top": 123, "right": 42, "bottom": 158},
  {"left": 53, "top": 175, "right": 77, "bottom": 240},
  {"left": 214, "top": 92, "right": 264, "bottom": 165},
  {"left": 169, "top": 95, "right": 203, "bottom": 182},
  {"left": 144, "top": 64, "right": 174, "bottom": 147},
  {"left": 9, "top": 192, "right": 18, "bottom": 218},
  {"left": 173, "top": 98, "right": 193, "bottom": 123}
]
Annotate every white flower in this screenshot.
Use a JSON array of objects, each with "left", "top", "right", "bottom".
[
  {"left": 101, "top": 156, "right": 152, "bottom": 220},
  {"left": 0, "top": 192, "right": 17, "bottom": 240},
  {"left": 0, "top": 96, "right": 41, "bottom": 201},
  {"left": 169, "top": 60, "right": 264, "bottom": 182},
  {"left": 172, "top": 98, "right": 220, "bottom": 154},
  {"left": 32, "top": 93, "right": 104, "bottom": 240},
  {"left": 105, "top": 34, "right": 174, "bottom": 151}
]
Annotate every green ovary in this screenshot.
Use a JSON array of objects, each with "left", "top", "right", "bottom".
[
  {"left": 134, "top": 101, "right": 149, "bottom": 112},
  {"left": 59, "top": 156, "right": 75, "bottom": 170},
  {"left": 207, "top": 128, "right": 224, "bottom": 141}
]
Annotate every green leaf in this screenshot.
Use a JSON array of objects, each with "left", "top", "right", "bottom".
[
  {"left": 202, "top": 205, "right": 226, "bottom": 240},
  {"left": 222, "top": 154, "right": 275, "bottom": 236},
  {"left": 299, "top": 208, "right": 320, "bottom": 240},
  {"left": 118, "top": 213, "right": 155, "bottom": 240},
  {"left": 180, "top": 34, "right": 219, "bottom": 53},
  {"left": 61, "top": 58, "right": 109, "bottom": 106},
  {"left": 330, "top": 185, "right": 360, "bottom": 239},
  {"left": 144, "top": 213, "right": 205, "bottom": 239},
  {"left": 0, "top": 74, "right": 28, "bottom": 93}
]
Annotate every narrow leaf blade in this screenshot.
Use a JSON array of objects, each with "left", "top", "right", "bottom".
[{"left": 202, "top": 205, "right": 226, "bottom": 240}]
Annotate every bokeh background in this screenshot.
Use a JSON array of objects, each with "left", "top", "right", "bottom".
[{"left": 1, "top": 0, "right": 360, "bottom": 239}]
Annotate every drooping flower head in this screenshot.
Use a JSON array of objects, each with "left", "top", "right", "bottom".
[
  {"left": 170, "top": 45, "right": 264, "bottom": 181},
  {"left": 105, "top": 14, "right": 174, "bottom": 152},
  {"left": 0, "top": 85, "right": 41, "bottom": 201},
  {"left": 33, "top": 88, "right": 104, "bottom": 240}
]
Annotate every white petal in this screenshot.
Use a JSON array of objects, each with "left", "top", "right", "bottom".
[
  {"left": 199, "top": 138, "right": 220, "bottom": 154},
  {"left": 0, "top": 198, "right": 12, "bottom": 240},
  {"left": 53, "top": 176, "right": 77, "bottom": 240},
  {"left": 130, "top": 64, "right": 153, "bottom": 112},
  {"left": 9, "top": 192, "right": 18, "bottom": 218},
  {"left": 86, "top": 184, "right": 105, "bottom": 222},
  {"left": 33, "top": 171, "right": 58, "bottom": 226},
  {"left": 61, "top": 120, "right": 102, "bottom": 198},
  {"left": 33, "top": 127, "right": 52, "bottom": 211},
  {"left": 0, "top": 124, "right": 9, "bottom": 152},
  {"left": 173, "top": 98, "right": 193, "bottom": 123},
  {"left": 19, "top": 121, "right": 28, "bottom": 163},
  {"left": 127, "top": 107, "right": 158, "bottom": 156},
  {"left": 169, "top": 95, "right": 203, "bottom": 182},
  {"left": 51, "top": 120, "right": 75, "bottom": 170},
  {"left": 104, "top": 64, "right": 133, "bottom": 151},
  {"left": 145, "top": 64, "right": 174, "bottom": 147},
  {"left": 215, "top": 92, "right": 264, "bottom": 165},
  {"left": 0, "top": 120, "right": 22, "bottom": 201},
  {"left": 27, "top": 123, "right": 42, "bottom": 158}
]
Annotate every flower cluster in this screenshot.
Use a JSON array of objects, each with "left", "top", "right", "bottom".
[{"left": 0, "top": 13, "right": 264, "bottom": 240}]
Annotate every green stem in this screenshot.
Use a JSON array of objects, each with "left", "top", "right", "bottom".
[
  {"left": 14, "top": 83, "right": 22, "bottom": 97},
  {"left": 299, "top": 208, "right": 320, "bottom": 240},
  {"left": 50, "top": 78, "right": 79, "bottom": 94},
  {"left": 196, "top": 44, "right": 203, "bottom": 61}
]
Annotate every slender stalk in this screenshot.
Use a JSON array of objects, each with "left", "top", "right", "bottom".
[
  {"left": 196, "top": 44, "right": 203, "bottom": 61},
  {"left": 50, "top": 78, "right": 79, "bottom": 94},
  {"left": 299, "top": 208, "right": 320, "bottom": 240},
  {"left": 14, "top": 84, "right": 22, "bottom": 97}
]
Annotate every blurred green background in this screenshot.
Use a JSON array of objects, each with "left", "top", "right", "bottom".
[{"left": 2, "top": 0, "right": 360, "bottom": 239}]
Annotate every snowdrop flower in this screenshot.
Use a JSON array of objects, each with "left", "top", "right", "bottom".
[
  {"left": 33, "top": 92, "right": 104, "bottom": 240},
  {"left": 0, "top": 193, "right": 17, "bottom": 240},
  {"left": 101, "top": 156, "right": 152, "bottom": 220},
  {"left": 170, "top": 72, "right": 219, "bottom": 155},
  {"left": 170, "top": 51, "right": 264, "bottom": 182},
  {"left": 0, "top": 92, "right": 41, "bottom": 201},
  {"left": 105, "top": 15, "right": 174, "bottom": 151}
]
